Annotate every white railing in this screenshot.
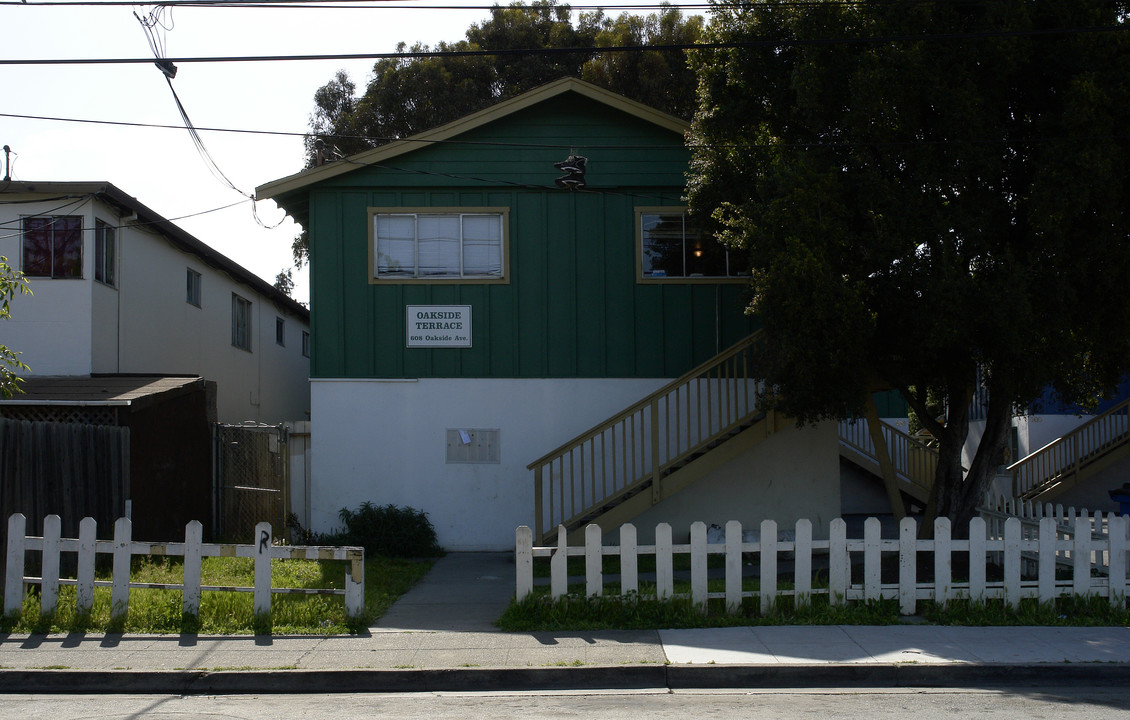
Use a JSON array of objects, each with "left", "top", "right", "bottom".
[
  {"left": 4, "top": 513, "right": 365, "bottom": 620},
  {"left": 837, "top": 418, "right": 937, "bottom": 498},
  {"left": 515, "top": 516, "right": 1130, "bottom": 616},
  {"left": 1009, "top": 397, "right": 1130, "bottom": 499},
  {"left": 528, "top": 333, "right": 764, "bottom": 543}
]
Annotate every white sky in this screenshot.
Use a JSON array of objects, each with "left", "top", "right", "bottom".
[{"left": 2, "top": 1, "right": 681, "bottom": 305}]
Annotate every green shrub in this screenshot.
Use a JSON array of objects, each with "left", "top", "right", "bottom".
[{"left": 319, "top": 502, "right": 443, "bottom": 558}]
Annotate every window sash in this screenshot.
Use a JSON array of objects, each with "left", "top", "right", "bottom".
[
  {"left": 640, "top": 211, "right": 738, "bottom": 279},
  {"left": 95, "top": 220, "right": 115, "bottom": 286},
  {"left": 374, "top": 212, "right": 503, "bottom": 280},
  {"left": 232, "top": 294, "right": 252, "bottom": 351},
  {"left": 22, "top": 216, "right": 82, "bottom": 278},
  {"left": 187, "top": 269, "right": 202, "bottom": 306}
]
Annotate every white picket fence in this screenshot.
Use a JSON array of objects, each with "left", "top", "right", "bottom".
[
  {"left": 515, "top": 516, "right": 1130, "bottom": 615},
  {"left": 981, "top": 498, "right": 1123, "bottom": 576},
  {"left": 3, "top": 513, "right": 365, "bottom": 620}
]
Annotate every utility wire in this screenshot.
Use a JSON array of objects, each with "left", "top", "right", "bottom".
[
  {"left": 3, "top": 22, "right": 1128, "bottom": 66},
  {"left": 3, "top": 111, "right": 1127, "bottom": 152}
]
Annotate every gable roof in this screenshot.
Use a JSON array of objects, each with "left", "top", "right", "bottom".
[
  {"left": 1, "top": 181, "right": 308, "bottom": 321},
  {"left": 256, "top": 77, "right": 689, "bottom": 204}
]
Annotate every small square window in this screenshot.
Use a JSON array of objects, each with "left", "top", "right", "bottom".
[
  {"left": 276, "top": 317, "right": 286, "bottom": 346},
  {"left": 301, "top": 331, "right": 310, "bottom": 358},
  {"left": 22, "top": 215, "right": 82, "bottom": 279},
  {"left": 94, "top": 220, "right": 115, "bottom": 287},
  {"left": 186, "top": 268, "right": 202, "bottom": 307},
  {"left": 232, "top": 294, "right": 252, "bottom": 351}
]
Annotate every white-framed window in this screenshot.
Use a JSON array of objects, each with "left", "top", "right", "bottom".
[
  {"left": 301, "top": 331, "right": 310, "bottom": 358},
  {"left": 94, "top": 219, "right": 116, "bottom": 287},
  {"left": 276, "top": 317, "right": 286, "bottom": 346},
  {"left": 186, "top": 268, "right": 202, "bottom": 307},
  {"left": 637, "top": 208, "right": 746, "bottom": 281},
  {"left": 232, "top": 293, "right": 252, "bottom": 351},
  {"left": 21, "top": 215, "right": 82, "bottom": 278},
  {"left": 369, "top": 207, "right": 508, "bottom": 282}
]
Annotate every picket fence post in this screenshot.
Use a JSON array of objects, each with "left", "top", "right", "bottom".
[
  {"left": 655, "top": 523, "right": 673, "bottom": 600},
  {"left": 111, "top": 517, "right": 132, "bottom": 621},
  {"left": 515, "top": 526, "right": 533, "bottom": 602},
  {"left": 863, "top": 517, "right": 881, "bottom": 602},
  {"left": 254, "top": 521, "right": 273, "bottom": 617},
  {"left": 620, "top": 524, "right": 638, "bottom": 596},
  {"left": 690, "top": 522, "right": 707, "bottom": 611},
  {"left": 77, "top": 517, "right": 97, "bottom": 614},
  {"left": 345, "top": 550, "right": 365, "bottom": 618},
  {"left": 969, "top": 517, "right": 986, "bottom": 603},
  {"left": 933, "top": 518, "right": 951, "bottom": 608},
  {"left": 760, "top": 519, "right": 777, "bottom": 614},
  {"left": 794, "top": 519, "right": 812, "bottom": 608},
  {"left": 1004, "top": 518, "right": 1022, "bottom": 609},
  {"left": 899, "top": 517, "right": 916, "bottom": 615},
  {"left": 585, "top": 524, "right": 602, "bottom": 598},
  {"left": 1073, "top": 516, "right": 1091, "bottom": 598},
  {"left": 724, "top": 520, "right": 742, "bottom": 613},
  {"left": 4, "top": 513, "right": 26, "bottom": 617},
  {"left": 829, "top": 518, "right": 847, "bottom": 607},
  {"left": 41, "top": 515, "right": 61, "bottom": 617},
  {"left": 183, "top": 521, "right": 204, "bottom": 616},
  {"left": 1038, "top": 517, "right": 1057, "bottom": 603}
]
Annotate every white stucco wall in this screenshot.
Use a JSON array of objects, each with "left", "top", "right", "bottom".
[
  {"left": 0, "top": 197, "right": 98, "bottom": 376},
  {"left": 629, "top": 421, "right": 841, "bottom": 543},
  {"left": 309, "top": 377, "right": 670, "bottom": 551}
]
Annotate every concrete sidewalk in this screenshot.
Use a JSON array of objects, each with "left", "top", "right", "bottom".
[{"left": 0, "top": 552, "right": 1128, "bottom": 693}]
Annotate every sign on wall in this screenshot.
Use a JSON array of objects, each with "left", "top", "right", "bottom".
[{"left": 406, "top": 305, "right": 472, "bottom": 348}]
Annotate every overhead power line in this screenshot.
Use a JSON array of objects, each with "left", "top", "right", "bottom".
[{"left": 2, "top": 23, "right": 1127, "bottom": 66}]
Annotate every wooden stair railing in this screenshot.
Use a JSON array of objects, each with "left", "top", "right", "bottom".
[
  {"left": 1010, "top": 397, "right": 1130, "bottom": 501},
  {"left": 837, "top": 418, "right": 938, "bottom": 502},
  {"left": 528, "top": 333, "right": 765, "bottom": 543}
]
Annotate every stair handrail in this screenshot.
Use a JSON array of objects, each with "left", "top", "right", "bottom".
[
  {"left": 838, "top": 418, "right": 938, "bottom": 496},
  {"left": 529, "top": 332, "right": 766, "bottom": 541},
  {"left": 1008, "top": 396, "right": 1130, "bottom": 499},
  {"left": 527, "top": 332, "right": 764, "bottom": 469}
]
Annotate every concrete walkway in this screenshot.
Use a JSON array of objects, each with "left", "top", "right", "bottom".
[{"left": 0, "top": 552, "right": 1128, "bottom": 694}]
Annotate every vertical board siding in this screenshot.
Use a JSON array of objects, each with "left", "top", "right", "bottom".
[{"left": 307, "top": 95, "right": 756, "bottom": 381}]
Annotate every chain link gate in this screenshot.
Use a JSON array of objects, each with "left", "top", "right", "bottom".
[{"left": 212, "top": 423, "right": 289, "bottom": 543}]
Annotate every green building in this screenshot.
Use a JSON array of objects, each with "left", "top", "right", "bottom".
[{"left": 259, "top": 79, "right": 842, "bottom": 550}]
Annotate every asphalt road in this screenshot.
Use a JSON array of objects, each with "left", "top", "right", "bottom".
[{"left": 2, "top": 687, "right": 1129, "bottom": 719}]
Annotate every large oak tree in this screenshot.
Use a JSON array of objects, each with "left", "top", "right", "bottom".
[{"left": 688, "top": 0, "right": 1130, "bottom": 527}]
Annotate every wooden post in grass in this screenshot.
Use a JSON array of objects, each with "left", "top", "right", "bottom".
[
  {"left": 4, "top": 514, "right": 26, "bottom": 616},
  {"left": 254, "top": 521, "right": 273, "bottom": 617},
  {"left": 183, "top": 521, "right": 203, "bottom": 616},
  {"left": 345, "top": 548, "right": 365, "bottom": 618},
  {"left": 515, "top": 526, "right": 533, "bottom": 602},
  {"left": 111, "top": 517, "right": 132, "bottom": 621},
  {"left": 77, "top": 517, "right": 97, "bottom": 614},
  {"left": 41, "top": 514, "right": 61, "bottom": 616}
]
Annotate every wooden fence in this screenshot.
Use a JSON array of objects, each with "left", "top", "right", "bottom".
[
  {"left": 516, "top": 516, "right": 1130, "bottom": 616},
  {"left": 3, "top": 513, "right": 365, "bottom": 620},
  {"left": 0, "top": 419, "right": 129, "bottom": 541}
]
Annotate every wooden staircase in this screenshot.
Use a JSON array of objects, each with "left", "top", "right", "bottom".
[
  {"left": 528, "top": 333, "right": 769, "bottom": 544},
  {"left": 837, "top": 418, "right": 939, "bottom": 503},
  {"left": 1009, "top": 397, "right": 1130, "bottom": 502}
]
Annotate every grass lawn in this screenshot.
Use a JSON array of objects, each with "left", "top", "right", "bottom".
[{"left": 0, "top": 554, "right": 434, "bottom": 635}]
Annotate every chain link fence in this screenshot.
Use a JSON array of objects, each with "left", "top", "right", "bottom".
[{"left": 212, "top": 423, "right": 289, "bottom": 543}]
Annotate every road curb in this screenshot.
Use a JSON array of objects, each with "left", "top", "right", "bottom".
[{"left": 3, "top": 662, "right": 1129, "bottom": 694}]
